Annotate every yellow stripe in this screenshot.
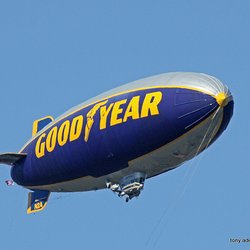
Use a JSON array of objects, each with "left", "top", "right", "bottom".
[{"left": 19, "top": 85, "right": 215, "bottom": 153}]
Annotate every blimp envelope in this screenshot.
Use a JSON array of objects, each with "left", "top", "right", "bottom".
[{"left": 0, "top": 72, "right": 234, "bottom": 213}]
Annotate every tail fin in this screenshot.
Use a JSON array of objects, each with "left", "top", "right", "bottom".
[
  {"left": 0, "top": 153, "right": 26, "bottom": 166},
  {"left": 32, "top": 116, "right": 54, "bottom": 136},
  {"left": 27, "top": 190, "right": 50, "bottom": 214}
]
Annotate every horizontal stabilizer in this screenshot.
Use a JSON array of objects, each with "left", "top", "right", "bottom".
[
  {"left": 27, "top": 190, "right": 50, "bottom": 214},
  {"left": 32, "top": 116, "right": 54, "bottom": 136},
  {"left": 0, "top": 153, "right": 27, "bottom": 166}
]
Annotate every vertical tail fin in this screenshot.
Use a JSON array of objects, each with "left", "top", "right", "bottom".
[
  {"left": 27, "top": 190, "right": 50, "bottom": 214},
  {"left": 32, "top": 116, "right": 54, "bottom": 136}
]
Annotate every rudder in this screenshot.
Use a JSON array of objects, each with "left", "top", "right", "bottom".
[{"left": 27, "top": 190, "right": 50, "bottom": 214}]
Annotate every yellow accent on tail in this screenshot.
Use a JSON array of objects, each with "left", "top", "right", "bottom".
[
  {"left": 27, "top": 191, "right": 50, "bottom": 214},
  {"left": 27, "top": 201, "right": 48, "bottom": 214}
]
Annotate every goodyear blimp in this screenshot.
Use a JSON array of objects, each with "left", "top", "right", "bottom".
[{"left": 0, "top": 72, "right": 234, "bottom": 214}]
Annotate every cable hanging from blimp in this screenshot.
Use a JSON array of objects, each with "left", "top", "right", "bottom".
[{"left": 147, "top": 104, "right": 224, "bottom": 249}]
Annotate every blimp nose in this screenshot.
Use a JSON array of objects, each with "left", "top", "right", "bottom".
[
  {"left": 201, "top": 73, "right": 234, "bottom": 110},
  {"left": 169, "top": 72, "right": 234, "bottom": 141},
  {"left": 215, "top": 92, "right": 230, "bottom": 107},
  {"left": 193, "top": 73, "right": 234, "bottom": 143},
  {"left": 200, "top": 73, "right": 233, "bottom": 108},
  {"left": 178, "top": 72, "right": 234, "bottom": 108}
]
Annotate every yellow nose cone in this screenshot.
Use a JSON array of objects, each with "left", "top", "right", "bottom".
[{"left": 216, "top": 92, "right": 229, "bottom": 107}]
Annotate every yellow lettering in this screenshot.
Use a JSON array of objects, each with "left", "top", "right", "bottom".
[
  {"left": 100, "top": 103, "right": 114, "bottom": 130},
  {"left": 123, "top": 96, "right": 140, "bottom": 122},
  {"left": 110, "top": 100, "right": 127, "bottom": 126},
  {"left": 35, "top": 133, "right": 46, "bottom": 158},
  {"left": 84, "top": 100, "right": 108, "bottom": 142},
  {"left": 58, "top": 120, "right": 70, "bottom": 146},
  {"left": 34, "top": 202, "right": 43, "bottom": 210},
  {"left": 70, "top": 115, "right": 83, "bottom": 142},
  {"left": 46, "top": 126, "right": 58, "bottom": 153},
  {"left": 141, "top": 92, "right": 162, "bottom": 118}
]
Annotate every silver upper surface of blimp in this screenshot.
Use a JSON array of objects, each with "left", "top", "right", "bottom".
[
  {"left": 24, "top": 72, "right": 232, "bottom": 148},
  {"left": 60, "top": 72, "right": 231, "bottom": 120}
]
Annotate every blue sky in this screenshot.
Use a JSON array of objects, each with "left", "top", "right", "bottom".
[{"left": 0, "top": 1, "right": 249, "bottom": 250}]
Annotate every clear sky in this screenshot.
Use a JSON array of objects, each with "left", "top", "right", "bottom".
[{"left": 0, "top": 1, "right": 249, "bottom": 250}]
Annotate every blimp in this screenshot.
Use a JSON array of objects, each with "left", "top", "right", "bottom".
[{"left": 0, "top": 72, "right": 234, "bottom": 214}]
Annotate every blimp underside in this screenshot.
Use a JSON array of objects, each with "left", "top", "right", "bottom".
[{"left": 1, "top": 72, "right": 233, "bottom": 213}]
